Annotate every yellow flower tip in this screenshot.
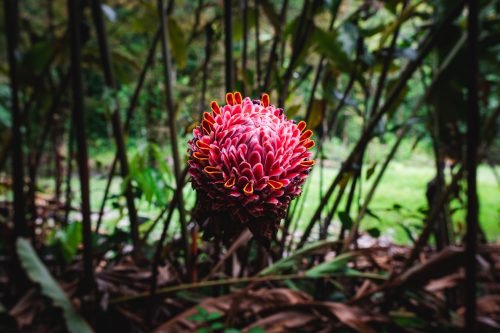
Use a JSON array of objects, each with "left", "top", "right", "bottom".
[
  {"left": 210, "top": 100, "right": 221, "bottom": 115},
  {"left": 243, "top": 181, "right": 254, "bottom": 195},
  {"left": 261, "top": 93, "right": 270, "bottom": 107},
  {"left": 304, "top": 139, "right": 315, "bottom": 150},
  {"left": 195, "top": 140, "right": 210, "bottom": 151},
  {"left": 204, "top": 166, "right": 222, "bottom": 175},
  {"left": 300, "top": 159, "right": 315, "bottom": 167},
  {"left": 300, "top": 129, "right": 313, "bottom": 142},
  {"left": 226, "top": 92, "right": 235, "bottom": 106},
  {"left": 193, "top": 152, "right": 209, "bottom": 161},
  {"left": 203, "top": 112, "right": 215, "bottom": 125},
  {"left": 297, "top": 121, "right": 307, "bottom": 133},
  {"left": 234, "top": 91, "right": 242, "bottom": 104},
  {"left": 267, "top": 180, "right": 284, "bottom": 190},
  {"left": 224, "top": 177, "right": 236, "bottom": 188}
]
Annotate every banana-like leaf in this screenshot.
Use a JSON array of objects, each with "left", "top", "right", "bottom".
[{"left": 16, "top": 238, "right": 93, "bottom": 333}]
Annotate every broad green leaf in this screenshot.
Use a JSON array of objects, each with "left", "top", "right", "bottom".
[
  {"left": 338, "top": 211, "right": 353, "bottom": 229},
  {"left": 16, "top": 238, "right": 93, "bottom": 333},
  {"left": 313, "top": 28, "right": 352, "bottom": 72},
  {"left": 249, "top": 328, "right": 266, "bottom": 333},
  {"left": 169, "top": 18, "right": 187, "bottom": 69},
  {"left": 366, "top": 162, "right": 377, "bottom": 180},
  {"left": 307, "top": 99, "right": 325, "bottom": 130},
  {"left": 367, "top": 227, "right": 381, "bottom": 238},
  {"left": 286, "top": 104, "right": 302, "bottom": 118},
  {"left": 305, "top": 251, "right": 359, "bottom": 278},
  {"left": 259, "top": 0, "right": 281, "bottom": 33},
  {"left": 22, "top": 41, "right": 53, "bottom": 75},
  {"left": 55, "top": 222, "right": 82, "bottom": 263}
]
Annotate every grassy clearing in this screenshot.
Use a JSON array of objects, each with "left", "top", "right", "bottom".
[
  {"left": 297, "top": 162, "right": 500, "bottom": 244},
  {"left": 31, "top": 141, "right": 500, "bottom": 245}
]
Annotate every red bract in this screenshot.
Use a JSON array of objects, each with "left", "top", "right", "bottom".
[{"left": 188, "top": 92, "right": 315, "bottom": 246}]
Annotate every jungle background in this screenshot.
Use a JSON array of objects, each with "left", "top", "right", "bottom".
[{"left": 0, "top": 0, "right": 499, "bottom": 332}]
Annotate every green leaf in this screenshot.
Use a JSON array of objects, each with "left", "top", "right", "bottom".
[
  {"left": 211, "top": 322, "right": 225, "bottom": 330},
  {"left": 307, "top": 99, "right": 325, "bottom": 130},
  {"left": 248, "top": 328, "right": 266, "bottom": 333},
  {"left": 56, "top": 222, "right": 82, "bottom": 263},
  {"left": 337, "top": 211, "right": 353, "bottom": 229},
  {"left": 366, "top": 162, "right": 377, "bottom": 180},
  {"left": 188, "top": 314, "right": 206, "bottom": 322},
  {"left": 168, "top": 17, "right": 187, "bottom": 69},
  {"left": 305, "top": 252, "right": 359, "bottom": 278},
  {"left": 286, "top": 104, "right": 302, "bottom": 118},
  {"left": 207, "top": 311, "right": 223, "bottom": 321},
  {"left": 16, "top": 238, "right": 93, "bottom": 333},
  {"left": 259, "top": 0, "right": 281, "bottom": 33},
  {"left": 313, "top": 28, "right": 352, "bottom": 72},
  {"left": 367, "top": 227, "right": 381, "bottom": 238},
  {"left": 22, "top": 41, "right": 53, "bottom": 75},
  {"left": 224, "top": 329, "right": 241, "bottom": 333}
]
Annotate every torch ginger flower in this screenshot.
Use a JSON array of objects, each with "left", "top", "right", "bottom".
[{"left": 188, "top": 93, "right": 315, "bottom": 246}]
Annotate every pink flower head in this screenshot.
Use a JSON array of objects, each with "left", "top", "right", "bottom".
[{"left": 188, "top": 92, "right": 315, "bottom": 246}]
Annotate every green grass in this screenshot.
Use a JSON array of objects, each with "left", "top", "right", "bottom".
[
  {"left": 31, "top": 144, "right": 500, "bottom": 245},
  {"left": 295, "top": 161, "right": 500, "bottom": 244}
]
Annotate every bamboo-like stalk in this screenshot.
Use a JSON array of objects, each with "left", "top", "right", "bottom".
[
  {"left": 95, "top": 29, "right": 161, "bottom": 235},
  {"left": 90, "top": 0, "right": 141, "bottom": 257},
  {"left": 224, "top": 0, "right": 234, "bottom": 92},
  {"left": 3, "top": 0, "right": 27, "bottom": 238},
  {"left": 254, "top": 0, "right": 261, "bottom": 90},
  {"left": 343, "top": 32, "right": 467, "bottom": 253},
  {"left": 465, "top": 0, "right": 479, "bottom": 329},
  {"left": 296, "top": 1, "right": 465, "bottom": 249},
  {"left": 278, "top": 0, "right": 319, "bottom": 107},
  {"left": 63, "top": 124, "right": 74, "bottom": 226},
  {"left": 241, "top": 0, "right": 248, "bottom": 95},
  {"left": 262, "top": 0, "right": 289, "bottom": 91},
  {"left": 157, "top": 0, "right": 190, "bottom": 269},
  {"left": 67, "top": 0, "right": 93, "bottom": 292},
  {"left": 199, "top": 24, "right": 213, "bottom": 115}
]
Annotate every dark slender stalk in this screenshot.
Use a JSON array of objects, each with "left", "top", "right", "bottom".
[
  {"left": 199, "top": 24, "right": 213, "bottom": 115},
  {"left": 367, "top": 1, "right": 407, "bottom": 119},
  {"left": 27, "top": 72, "right": 70, "bottom": 218},
  {"left": 254, "top": 0, "right": 261, "bottom": 90},
  {"left": 67, "top": 0, "right": 93, "bottom": 292},
  {"left": 278, "top": 0, "right": 319, "bottom": 107},
  {"left": 150, "top": 187, "right": 179, "bottom": 295},
  {"left": 157, "top": 0, "right": 190, "bottom": 269},
  {"left": 241, "top": 0, "right": 248, "bottom": 95},
  {"left": 64, "top": 124, "right": 74, "bottom": 226},
  {"left": 322, "top": 178, "right": 349, "bottom": 239},
  {"left": 188, "top": 0, "right": 204, "bottom": 43},
  {"left": 142, "top": 166, "right": 188, "bottom": 242},
  {"left": 296, "top": 1, "right": 465, "bottom": 249},
  {"left": 224, "top": 0, "right": 233, "bottom": 92},
  {"left": 325, "top": 37, "right": 363, "bottom": 132},
  {"left": 465, "top": 0, "right": 479, "bottom": 329},
  {"left": 95, "top": 29, "right": 161, "bottom": 234},
  {"left": 405, "top": 169, "right": 463, "bottom": 267},
  {"left": 262, "top": 0, "right": 288, "bottom": 91},
  {"left": 90, "top": 0, "right": 140, "bottom": 257},
  {"left": 3, "top": 0, "right": 27, "bottom": 238}
]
